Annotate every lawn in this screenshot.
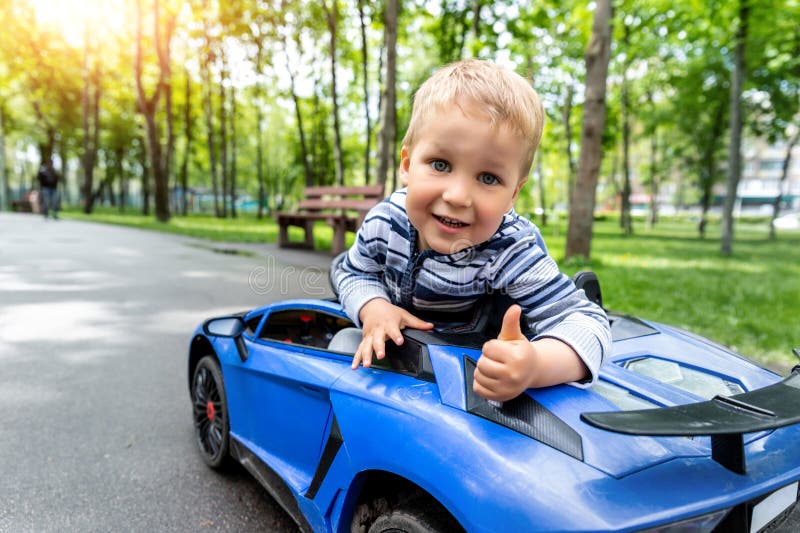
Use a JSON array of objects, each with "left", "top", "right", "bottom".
[{"left": 63, "top": 207, "right": 800, "bottom": 371}]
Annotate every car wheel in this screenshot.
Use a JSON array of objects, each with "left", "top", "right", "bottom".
[
  {"left": 191, "top": 355, "right": 230, "bottom": 469},
  {"left": 367, "top": 499, "right": 462, "bottom": 533}
]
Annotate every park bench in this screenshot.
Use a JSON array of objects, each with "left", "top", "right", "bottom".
[
  {"left": 275, "top": 184, "right": 385, "bottom": 255},
  {"left": 11, "top": 190, "right": 40, "bottom": 213}
]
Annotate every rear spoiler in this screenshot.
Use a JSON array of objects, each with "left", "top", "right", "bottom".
[{"left": 581, "top": 371, "right": 800, "bottom": 474}]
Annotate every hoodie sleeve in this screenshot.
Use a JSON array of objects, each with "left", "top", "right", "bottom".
[
  {"left": 489, "top": 227, "right": 611, "bottom": 387},
  {"left": 332, "top": 203, "right": 393, "bottom": 327}
]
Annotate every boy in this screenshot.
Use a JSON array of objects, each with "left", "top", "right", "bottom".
[{"left": 333, "top": 59, "right": 611, "bottom": 402}]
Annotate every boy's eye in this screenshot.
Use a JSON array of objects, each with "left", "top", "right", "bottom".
[
  {"left": 478, "top": 173, "right": 500, "bottom": 186},
  {"left": 430, "top": 159, "right": 450, "bottom": 172}
]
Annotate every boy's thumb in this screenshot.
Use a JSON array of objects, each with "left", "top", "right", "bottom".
[{"left": 497, "top": 304, "right": 526, "bottom": 341}]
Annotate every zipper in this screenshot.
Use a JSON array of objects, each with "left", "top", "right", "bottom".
[{"left": 399, "top": 226, "right": 431, "bottom": 309}]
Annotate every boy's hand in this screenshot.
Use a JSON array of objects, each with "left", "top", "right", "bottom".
[
  {"left": 473, "top": 305, "right": 537, "bottom": 401},
  {"left": 353, "top": 298, "right": 433, "bottom": 370}
]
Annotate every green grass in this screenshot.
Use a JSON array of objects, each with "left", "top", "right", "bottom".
[
  {"left": 63, "top": 207, "right": 800, "bottom": 370},
  {"left": 62, "top": 206, "right": 347, "bottom": 249}
]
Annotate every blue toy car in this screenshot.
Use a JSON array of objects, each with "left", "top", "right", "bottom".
[{"left": 187, "top": 272, "right": 800, "bottom": 532}]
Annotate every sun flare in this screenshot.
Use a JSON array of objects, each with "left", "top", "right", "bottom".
[{"left": 29, "top": 0, "right": 129, "bottom": 47}]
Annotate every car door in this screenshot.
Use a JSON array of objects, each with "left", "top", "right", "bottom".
[{"left": 227, "top": 308, "right": 353, "bottom": 493}]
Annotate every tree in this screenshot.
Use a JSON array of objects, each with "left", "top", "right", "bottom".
[
  {"left": 239, "top": 2, "right": 276, "bottom": 218},
  {"left": 565, "top": 0, "right": 613, "bottom": 260},
  {"left": 619, "top": 22, "right": 633, "bottom": 236},
  {"left": 134, "top": 0, "right": 178, "bottom": 223},
  {"left": 375, "top": 0, "right": 398, "bottom": 188},
  {"left": 279, "top": 1, "right": 313, "bottom": 187},
  {"left": 218, "top": 46, "right": 229, "bottom": 217},
  {"left": 721, "top": 0, "right": 750, "bottom": 256},
  {"left": 506, "top": 1, "right": 588, "bottom": 212},
  {"left": 0, "top": 100, "right": 7, "bottom": 211},
  {"left": 322, "top": 0, "right": 344, "bottom": 186},
  {"left": 199, "top": 0, "right": 221, "bottom": 215},
  {"left": 178, "top": 66, "right": 193, "bottom": 216},
  {"left": 80, "top": 29, "right": 102, "bottom": 214},
  {"left": 357, "top": 0, "right": 372, "bottom": 184}
]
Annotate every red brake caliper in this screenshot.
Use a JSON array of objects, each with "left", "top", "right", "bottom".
[{"left": 206, "top": 401, "right": 216, "bottom": 421}]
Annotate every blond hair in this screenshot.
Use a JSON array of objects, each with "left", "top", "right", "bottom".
[{"left": 402, "top": 59, "right": 545, "bottom": 178}]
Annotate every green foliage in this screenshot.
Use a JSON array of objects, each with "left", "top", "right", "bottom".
[
  {"left": 550, "top": 217, "right": 800, "bottom": 370},
  {"left": 1, "top": 0, "right": 798, "bottom": 236}
]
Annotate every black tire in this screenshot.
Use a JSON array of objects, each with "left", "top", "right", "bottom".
[
  {"left": 191, "top": 355, "right": 231, "bottom": 469},
  {"left": 367, "top": 499, "right": 463, "bottom": 533}
]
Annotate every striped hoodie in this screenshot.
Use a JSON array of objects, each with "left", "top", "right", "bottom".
[{"left": 333, "top": 189, "right": 611, "bottom": 386}]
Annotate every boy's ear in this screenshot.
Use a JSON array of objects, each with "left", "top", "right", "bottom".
[
  {"left": 508, "top": 177, "right": 527, "bottom": 210},
  {"left": 399, "top": 146, "right": 411, "bottom": 186}
]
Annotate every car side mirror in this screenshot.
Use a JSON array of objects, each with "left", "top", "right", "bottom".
[
  {"left": 204, "top": 317, "right": 246, "bottom": 337},
  {"left": 203, "top": 316, "right": 248, "bottom": 361}
]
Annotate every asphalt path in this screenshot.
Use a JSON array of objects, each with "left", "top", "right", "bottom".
[
  {"left": 0, "top": 213, "right": 332, "bottom": 532},
  {"left": 2, "top": 212, "right": 799, "bottom": 532}
]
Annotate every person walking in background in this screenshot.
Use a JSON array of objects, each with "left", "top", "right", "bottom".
[{"left": 36, "top": 159, "right": 61, "bottom": 219}]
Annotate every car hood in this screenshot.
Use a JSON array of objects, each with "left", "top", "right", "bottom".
[{"left": 427, "top": 315, "right": 794, "bottom": 479}]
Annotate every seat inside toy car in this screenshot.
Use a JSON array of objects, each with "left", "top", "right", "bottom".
[
  {"left": 258, "top": 308, "right": 355, "bottom": 348},
  {"left": 327, "top": 327, "right": 362, "bottom": 352}
]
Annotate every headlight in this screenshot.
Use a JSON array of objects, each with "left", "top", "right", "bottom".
[{"left": 638, "top": 508, "right": 730, "bottom": 532}]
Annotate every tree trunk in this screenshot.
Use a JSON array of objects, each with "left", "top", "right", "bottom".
[
  {"left": 134, "top": 0, "right": 174, "bottom": 223},
  {"left": 201, "top": 5, "right": 220, "bottom": 217},
  {"left": 115, "top": 146, "right": 125, "bottom": 211},
  {"left": 323, "top": 0, "right": 345, "bottom": 186},
  {"left": 310, "top": 85, "right": 322, "bottom": 185},
  {"left": 179, "top": 66, "right": 192, "bottom": 216},
  {"left": 358, "top": 0, "right": 372, "bottom": 184},
  {"left": 721, "top": 0, "right": 749, "bottom": 256},
  {"left": 218, "top": 50, "right": 229, "bottom": 218},
  {"left": 619, "top": 22, "right": 633, "bottom": 236},
  {"left": 58, "top": 143, "right": 68, "bottom": 203},
  {"left": 562, "top": 84, "right": 575, "bottom": 206},
  {"left": 140, "top": 134, "right": 151, "bottom": 215},
  {"left": 376, "top": 0, "right": 398, "bottom": 188},
  {"left": 229, "top": 82, "right": 237, "bottom": 218},
  {"left": 620, "top": 68, "right": 632, "bottom": 235},
  {"left": 699, "top": 189, "right": 710, "bottom": 239},
  {"left": 698, "top": 102, "right": 726, "bottom": 238},
  {"left": 769, "top": 126, "right": 798, "bottom": 239},
  {"left": 647, "top": 127, "right": 659, "bottom": 228},
  {"left": 646, "top": 90, "right": 659, "bottom": 228},
  {"left": 254, "top": 39, "right": 266, "bottom": 219},
  {"left": 81, "top": 35, "right": 101, "bottom": 215},
  {"left": 565, "top": 0, "right": 613, "bottom": 260},
  {"left": 471, "top": 0, "right": 483, "bottom": 43},
  {"left": 282, "top": 35, "right": 313, "bottom": 187},
  {"left": 0, "top": 102, "right": 8, "bottom": 212},
  {"left": 161, "top": 16, "right": 175, "bottom": 222}
]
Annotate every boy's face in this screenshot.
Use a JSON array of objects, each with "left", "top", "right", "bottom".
[{"left": 400, "top": 102, "right": 528, "bottom": 254}]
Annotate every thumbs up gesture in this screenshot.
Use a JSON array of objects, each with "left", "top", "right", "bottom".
[{"left": 473, "top": 305, "right": 538, "bottom": 402}]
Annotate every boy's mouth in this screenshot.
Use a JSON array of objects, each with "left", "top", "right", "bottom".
[{"left": 433, "top": 214, "right": 468, "bottom": 228}]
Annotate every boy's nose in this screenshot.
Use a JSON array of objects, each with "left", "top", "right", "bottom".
[{"left": 442, "top": 177, "right": 473, "bottom": 207}]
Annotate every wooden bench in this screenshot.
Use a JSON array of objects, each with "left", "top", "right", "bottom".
[
  {"left": 11, "top": 190, "right": 40, "bottom": 213},
  {"left": 275, "top": 184, "right": 385, "bottom": 255}
]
